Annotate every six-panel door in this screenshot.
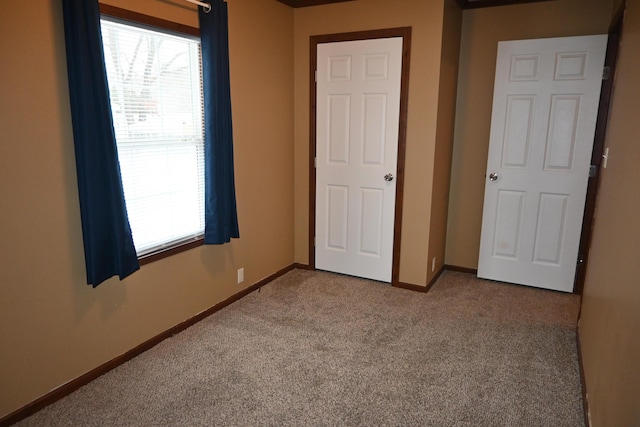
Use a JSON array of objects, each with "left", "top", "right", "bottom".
[
  {"left": 478, "top": 35, "right": 607, "bottom": 292},
  {"left": 315, "top": 38, "right": 403, "bottom": 283}
]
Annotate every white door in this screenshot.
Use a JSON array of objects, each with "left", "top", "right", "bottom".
[
  {"left": 478, "top": 35, "right": 607, "bottom": 292},
  {"left": 315, "top": 37, "right": 403, "bottom": 283}
]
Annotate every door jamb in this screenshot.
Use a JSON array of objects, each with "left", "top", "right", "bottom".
[
  {"left": 574, "top": 3, "right": 625, "bottom": 294},
  {"left": 308, "top": 27, "right": 412, "bottom": 286}
]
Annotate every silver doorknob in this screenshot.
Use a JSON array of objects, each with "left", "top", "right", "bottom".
[
  {"left": 489, "top": 173, "right": 499, "bottom": 181},
  {"left": 384, "top": 173, "right": 394, "bottom": 182}
]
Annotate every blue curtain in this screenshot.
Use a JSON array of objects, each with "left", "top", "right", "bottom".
[
  {"left": 62, "top": 0, "right": 139, "bottom": 286},
  {"left": 200, "top": 1, "right": 240, "bottom": 244}
]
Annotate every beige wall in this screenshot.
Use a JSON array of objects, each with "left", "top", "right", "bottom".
[
  {"left": 428, "top": 0, "right": 462, "bottom": 281},
  {"left": 580, "top": 1, "right": 640, "bottom": 425},
  {"left": 445, "top": 0, "right": 613, "bottom": 269},
  {"left": 4, "top": 0, "right": 635, "bottom": 422},
  {"left": 0, "top": 0, "right": 294, "bottom": 418},
  {"left": 293, "top": 0, "right": 449, "bottom": 286}
]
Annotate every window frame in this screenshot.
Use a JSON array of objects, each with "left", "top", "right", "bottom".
[{"left": 99, "top": 4, "right": 204, "bottom": 266}]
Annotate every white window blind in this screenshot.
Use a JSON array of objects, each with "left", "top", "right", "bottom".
[{"left": 101, "top": 17, "right": 205, "bottom": 256}]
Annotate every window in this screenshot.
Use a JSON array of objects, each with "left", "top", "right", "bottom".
[{"left": 100, "top": 16, "right": 205, "bottom": 257}]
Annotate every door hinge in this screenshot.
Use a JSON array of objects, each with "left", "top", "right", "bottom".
[
  {"left": 602, "top": 66, "right": 611, "bottom": 81},
  {"left": 589, "top": 164, "right": 597, "bottom": 178},
  {"left": 315, "top": 70, "right": 317, "bottom": 83},
  {"left": 314, "top": 157, "right": 317, "bottom": 168}
]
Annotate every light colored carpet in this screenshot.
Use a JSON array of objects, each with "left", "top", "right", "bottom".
[{"left": 16, "top": 269, "right": 584, "bottom": 426}]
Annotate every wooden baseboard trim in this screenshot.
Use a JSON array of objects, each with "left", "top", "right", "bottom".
[
  {"left": 0, "top": 263, "right": 296, "bottom": 427},
  {"left": 292, "top": 262, "right": 313, "bottom": 270},
  {"left": 425, "top": 266, "right": 445, "bottom": 293},
  {"left": 576, "top": 325, "right": 591, "bottom": 427},
  {"left": 393, "top": 281, "right": 427, "bottom": 292},
  {"left": 444, "top": 264, "right": 478, "bottom": 275},
  {"left": 393, "top": 266, "right": 446, "bottom": 294}
]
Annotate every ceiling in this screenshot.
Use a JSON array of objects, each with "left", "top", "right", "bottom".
[{"left": 275, "top": 0, "right": 553, "bottom": 8}]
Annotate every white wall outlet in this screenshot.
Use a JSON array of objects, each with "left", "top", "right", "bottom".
[
  {"left": 431, "top": 257, "right": 436, "bottom": 272},
  {"left": 237, "top": 268, "right": 244, "bottom": 284}
]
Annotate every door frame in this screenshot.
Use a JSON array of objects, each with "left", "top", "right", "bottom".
[
  {"left": 574, "top": 4, "right": 625, "bottom": 294},
  {"left": 308, "top": 27, "right": 412, "bottom": 286}
]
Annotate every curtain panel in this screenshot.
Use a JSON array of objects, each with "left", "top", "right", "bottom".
[
  {"left": 61, "top": 0, "right": 139, "bottom": 286},
  {"left": 200, "top": 1, "right": 240, "bottom": 244}
]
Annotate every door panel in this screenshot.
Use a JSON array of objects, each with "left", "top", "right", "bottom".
[
  {"left": 545, "top": 95, "right": 581, "bottom": 171},
  {"left": 493, "top": 190, "right": 525, "bottom": 259},
  {"left": 533, "top": 193, "right": 568, "bottom": 265},
  {"left": 327, "top": 185, "right": 348, "bottom": 251},
  {"left": 359, "top": 188, "right": 383, "bottom": 256},
  {"left": 328, "top": 95, "right": 350, "bottom": 163},
  {"left": 478, "top": 35, "right": 607, "bottom": 292},
  {"left": 502, "top": 95, "right": 534, "bottom": 168},
  {"left": 362, "top": 94, "right": 387, "bottom": 165},
  {"left": 316, "top": 37, "right": 403, "bottom": 283}
]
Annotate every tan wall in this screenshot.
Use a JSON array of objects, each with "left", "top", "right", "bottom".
[
  {"left": 293, "top": 0, "right": 446, "bottom": 286},
  {"left": 445, "top": 0, "right": 613, "bottom": 269},
  {"left": 0, "top": 0, "right": 294, "bottom": 418},
  {"left": 428, "top": 0, "right": 462, "bottom": 282},
  {"left": 579, "top": 1, "right": 640, "bottom": 425}
]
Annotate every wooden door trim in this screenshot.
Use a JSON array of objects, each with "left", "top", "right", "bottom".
[
  {"left": 574, "top": 2, "right": 625, "bottom": 294},
  {"left": 308, "top": 27, "right": 412, "bottom": 286}
]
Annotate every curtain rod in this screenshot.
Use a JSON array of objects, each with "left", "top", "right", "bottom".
[{"left": 184, "top": 0, "right": 211, "bottom": 12}]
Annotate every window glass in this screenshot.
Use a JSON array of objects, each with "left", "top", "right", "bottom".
[{"left": 101, "top": 18, "right": 205, "bottom": 256}]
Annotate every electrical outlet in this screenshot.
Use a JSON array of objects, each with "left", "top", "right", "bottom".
[
  {"left": 237, "top": 268, "right": 244, "bottom": 284},
  {"left": 431, "top": 257, "right": 436, "bottom": 272}
]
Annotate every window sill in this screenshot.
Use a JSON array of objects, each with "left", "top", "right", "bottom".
[{"left": 139, "top": 237, "right": 204, "bottom": 266}]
